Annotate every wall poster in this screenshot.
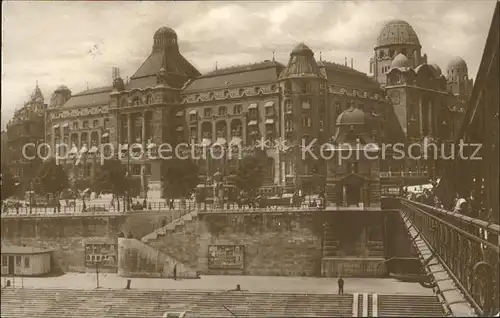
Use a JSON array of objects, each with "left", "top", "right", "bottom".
[
  {"left": 208, "top": 245, "right": 244, "bottom": 269},
  {"left": 84, "top": 243, "right": 118, "bottom": 267}
]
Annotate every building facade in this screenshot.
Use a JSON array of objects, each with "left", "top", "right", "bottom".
[
  {"left": 39, "top": 19, "right": 472, "bottom": 198},
  {"left": 5, "top": 84, "right": 47, "bottom": 194}
]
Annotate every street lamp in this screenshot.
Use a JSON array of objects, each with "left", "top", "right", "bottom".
[{"left": 202, "top": 137, "right": 211, "bottom": 212}]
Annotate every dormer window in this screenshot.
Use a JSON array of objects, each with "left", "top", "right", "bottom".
[
  {"left": 224, "top": 90, "right": 229, "bottom": 98},
  {"left": 133, "top": 98, "right": 140, "bottom": 106},
  {"left": 195, "top": 94, "right": 200, "bottom": 101},
  {"left": 209, "top": 92, "right": 215, "bottom": 100},
  {"left": 146, "top": 95, "right": 153, "bottom": 104},
  {"left": 239, "top": 88, "right": 245, "bottom": 96},
  {"left": 83, "top": 120, "right": 89, "bottom": 129},
  {"left": 255, "top": 87, "right": 261, "bottom": 94},
  {"left": 93, "top": 119, "right": 99, "bottom": 128}
]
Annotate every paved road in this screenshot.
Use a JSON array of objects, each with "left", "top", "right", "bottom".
[{"left": 1, "top": 273, "right": 434, "bottom": 295}]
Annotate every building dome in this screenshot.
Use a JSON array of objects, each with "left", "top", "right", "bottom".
[
  {"left": 55, "top": 85, "right": 70, "bottom": 92},
  {"left": 391, "top": 53, "right": 412, "bottom": 69},
  {"left": 429, "top": 63, "right": 442, "bottom": 76},
  {"left": 154, "top": 26, "right": 177, "bottom": 38},
  {"left": 336, "top": 106, "right": 365, "bottom": 125},
  {"left": 447, "top": 56, "right": 467, "bottom": 71},
  {"left": 376, "top": 19, "right": 421, "bottom": 48},
  {"left": 291, "top": 42, "right": 314, "bottom": 56}
]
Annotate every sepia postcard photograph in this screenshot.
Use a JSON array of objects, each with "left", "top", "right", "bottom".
[{"left": 1, "top": 1, "right": 499, "bottom": 317}]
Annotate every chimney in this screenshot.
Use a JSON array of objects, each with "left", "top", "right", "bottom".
[
  {"left": 351, "top": 58, "right": 353, "bottom": 68},
  {"left": 112, "top": 67, "right": 120, "bottom": 80},
  {"left": 345, "top": 57, "right": 347, "bottom": 66}
]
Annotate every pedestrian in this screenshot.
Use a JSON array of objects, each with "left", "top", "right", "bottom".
[
  {"left": 173, "top": 264, "right": 177, "bottom": 280},
  {"left": 337, "top": 276, "right": 344, "bottom": 294},
  {"left": 169, "top": 199, "right": 174, "bottom": 210}
]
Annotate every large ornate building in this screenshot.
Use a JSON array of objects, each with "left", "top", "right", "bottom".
[
  {"left": 5, "top": 84, "right": 47, "bottom": 194},
  {"left": 41, "top": 19, "right": 471, "bottom": 198}
]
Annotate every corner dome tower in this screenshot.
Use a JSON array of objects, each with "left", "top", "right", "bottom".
[
  {"left": 336, "top": 106, "right": 365, "bottom": 126},
  {"left": 153, "top": 26, "right": 178, "bottom": 52},
  {"left": 390, "top": 53, "right": 412, "bottom": 69},
  {"left": 279, "top": 42, "right": 322, "bottom": 79},
  {"left": 447, "top": 56, "right": 467, "bottom": 72}
]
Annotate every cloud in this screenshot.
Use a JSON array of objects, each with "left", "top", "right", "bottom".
[{"left": 1, "top": 1, "right": 496, "bottom": 129}]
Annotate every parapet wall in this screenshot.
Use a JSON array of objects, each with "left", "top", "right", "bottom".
[{"left": 148, "top": 211, "right": 324, "bottom": 276}]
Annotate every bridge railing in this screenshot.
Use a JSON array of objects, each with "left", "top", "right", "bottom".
[{"left": 400, "top": 198, "right": 499, "bottom": 315}]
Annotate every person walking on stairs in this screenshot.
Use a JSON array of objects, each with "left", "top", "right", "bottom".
[{"left": 337, "top": 277, "right": 344, "bottom": 294}]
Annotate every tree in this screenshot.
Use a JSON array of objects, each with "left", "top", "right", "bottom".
[
  {"left": 162, "top": 158, "right": 199, "bottom": 198},
  {"left": 34, "top": 158, "right": 69, "bottom": 199},
  {"left": 1, "top": 167, "right": 16, "bottom": 200},
  {"left": 234, "top": 156, "right": 266, "bottom": 198},
  {"left": 94, "top": 159, "right": 128, "bottom": 200}
]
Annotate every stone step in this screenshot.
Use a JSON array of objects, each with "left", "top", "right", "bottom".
[{"left": 1, "top": 289, "right": 354, "bottom": 317}]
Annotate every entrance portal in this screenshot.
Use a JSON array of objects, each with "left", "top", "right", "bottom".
[{"left": 346, "top": 184, "right": 361, "bottom": 206}]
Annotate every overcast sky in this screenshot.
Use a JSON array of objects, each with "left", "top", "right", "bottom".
[{"left": 1, "top": 1, "right": 496, "bottom": 129}]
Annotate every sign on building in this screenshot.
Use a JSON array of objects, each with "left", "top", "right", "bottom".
[
  {"left": 208, "top": 245, "right": 244, "bottom": 269},
  {"left": 84, "top": 243, "right": 118, "bottom": 267}
]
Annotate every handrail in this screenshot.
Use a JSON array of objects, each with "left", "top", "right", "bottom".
[{"left": 400, "top": 198, "right": 499, "bottom": 315}]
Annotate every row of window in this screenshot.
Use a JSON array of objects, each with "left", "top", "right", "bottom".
[
  {"left": 54, "top": 118, "right": 109, "bottom": 132},
  {"left": 194, "top": 85, "right": 278, "bottom": 101},
  {"left": 1, "top": 255, "right": 30, "bottom": 268}
]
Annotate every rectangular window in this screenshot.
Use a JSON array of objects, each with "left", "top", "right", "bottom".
[
  {"left": 16, "top": 256, "right": 21, "bottom": 266},
  {"left": 24, "top": 257, "right": 30, "bottom": 268},
  {"left": 233, "top": 105, "right": 242, "bottom": 115},
  {"left": 1, "top": 255, "right": 7, "bottom": 266},
  {"left": 72, "top": 122, "right": 79, "bottom": 129},
  {"left": 145, "top": 164, "right": 152, "bottom": 175},
  {"left": 103, "top": 118, "right": 109, "bottom": 129},
  {"left": 319, "top": 100, "right": 325, "bottom": 113},
  {"left": 285, "top": 100, "right": 292, "bottom": 113},
  {"left": 83, "top": 121, "right": 89, "bottom": 128},
  {"left": 265, "top": 107, "right": 274, "bottom": 117},
  {"left": 249, "top": 109, "right": 258, "bottom": 118},
  {"left": 302, "top": 99, "right": 310, "bottom": 110},
  {"left": 204, "top": 108, "right": 212, "bottom": 117}
]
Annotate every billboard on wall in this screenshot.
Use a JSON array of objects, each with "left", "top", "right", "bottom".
[
  {"left": 84, "top": 243, "right": 118, "bottom": 267},
  {"left": 208, "top": 245, "right": 244, "bottom": 269}
]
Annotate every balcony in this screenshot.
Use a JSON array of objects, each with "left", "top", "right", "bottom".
[{"left": 379, "top": 171, "right": 428, "bottom": 178}]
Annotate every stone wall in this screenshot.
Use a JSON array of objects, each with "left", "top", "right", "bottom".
[
  {"left": 0, "top": 212, "right": 179, "bottom": 274},
  {"left": 148, "top": 211, "right": 324, "bottom": 277}
]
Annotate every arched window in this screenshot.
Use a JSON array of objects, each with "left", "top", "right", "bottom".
[
  {"left": 267, "top": 158, "right": 274, "bottom": 180},
  {"left": 121, "top": 99, "right": 127, "bottom": 108},
  {"left": 379, "top": 50, "right": 385, "bottom": 58},
  {"left": 146, "top": 95, "right": 153, "bottom": 104}
]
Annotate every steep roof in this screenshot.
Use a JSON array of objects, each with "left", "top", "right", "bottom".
[
  {"left": 183, "top": 60, "right": 284, "bottom": 93},
  {"left": 62, "top": 86, "right": 112, "bottom": 108},
  {"left": 319, "top": 61, "right": 382, "bottom": 91},
  {"left": 1, "top": 245, "right": 53, "bottom": 255},
  {"left": 131, "top": 50, "right": 200, "bottom": 80}
]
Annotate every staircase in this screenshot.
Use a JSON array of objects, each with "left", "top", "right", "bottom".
[
  {"left": 0, "top": 289, "right": 353, "bottom": 317},
  {"left": 322, "top": 220, "right": 339, "bottom": 257},
  {"left": 141, "top": 211, "right": 198, "bottom": 244},
  {"left": 377, "top": 294, "right": 445, "bottom": 317},
  {"left": 0, "top": 289, "right": 446, "bottom": 317},
  {"left": 118, "top": 238, "right": 198, "bottom": 278}
]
